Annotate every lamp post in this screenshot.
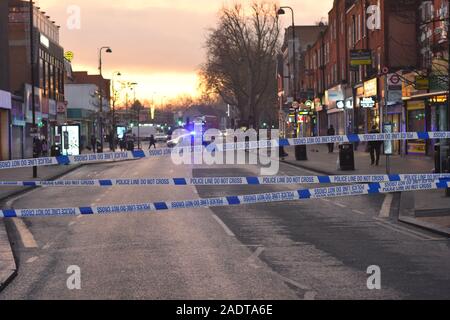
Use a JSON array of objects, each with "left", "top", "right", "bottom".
[
  {"left": 277, "top": 6, "right": 298, "bottom": 138},
  {"left": 98, "top": 46, "right": 112, "bottom": 152},
  {"left": 29, "top": 0, "right": 37, "bottom": 177},
  {"left": 111, "top": 71, "right": 121, "bottom": 151},
  {"left": 278, "top": 6, "right": 306, "bottom": 160}
]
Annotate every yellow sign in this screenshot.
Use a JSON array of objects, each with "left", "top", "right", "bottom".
[
  {"left": 364, "top": 78, "right": 377, "bottom": 97},
  {"left": 64, "top": 51, "right": 74, "bottom": 62},
  {"left": 415, "top": 77, "right": 429, "bottom": 90}
]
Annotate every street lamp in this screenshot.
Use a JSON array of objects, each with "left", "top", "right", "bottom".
[
  {"left": 278, "top": 6, "right": 306, "bottom": 160},
  {"left": 98, "top": 46, "right": 112, "bottom": 153},
  {"left": 277, "top": 6, "right": 297, "bottom": 137},
  {"left": 111, "top": 71, "right": 121, "bottom": 151}
]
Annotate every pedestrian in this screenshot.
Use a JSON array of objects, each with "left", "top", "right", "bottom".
[
  {"left": 90, "top": 135, "right": 96, "bottom": 153},
  {"left": 149, "top": 134, "right": 156, "bottom": 149},
  {"left": 369, "top": 125, "right": 382, "bottom": 166},
  {"left": 33, "top": 137, "right": 42, "bottom": 157},
  {"left": 119, "top": 138, "right": 126, "bottom": 152},
  {"left": 327, "top": 125, "right": 335, "bottom": 153},
  {"left": 41, "top": 139, "right": 48, "bottom": 157}
]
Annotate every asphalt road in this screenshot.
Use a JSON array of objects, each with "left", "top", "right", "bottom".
[{"left": 0, "top": 153, "right": 449, "bottom": 300}]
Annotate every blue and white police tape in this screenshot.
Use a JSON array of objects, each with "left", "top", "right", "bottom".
[
  {"left": 1, "top": 173, "right": 449, "bottom": 188},
  {"left": 1, "top": 179, "right": 449, "bottom": 218},
  {"left": 1, "top": 131, "right": 449, "bottom": 170}
]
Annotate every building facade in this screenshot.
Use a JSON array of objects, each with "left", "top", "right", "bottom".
[
  {"left": 65, "top": 71, "right": 111, "bottom": 150},
  {"left": 8, "top": 0, "right": 65, "bottom": 157},
  {"left": 0, "top": 0, "right": 11, "bottom": 161},
  {"left": 295, "top": 0, "right": 448, "bottom": 157}
]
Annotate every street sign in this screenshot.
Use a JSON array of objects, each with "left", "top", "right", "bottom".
[
  {"left": 64, "top": 51, "right": 74, "bottom": 62},
  {"left": 350, "top": 49, "right": 372, "bottom": 66}
]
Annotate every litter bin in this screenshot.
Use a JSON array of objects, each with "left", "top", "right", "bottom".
[
  {"left": 446, "top": 156, "right": 450, "bottom": 197},
  {"left": 50, "top": 145, "right": 61, "bottom": 157},
  {"left": 295, "top": 145, "right": 307, "bottom": 161},
  {"left": 434, "top": 143, "right": 450, "bottom": 197},
  {"left": 339, "top": 143, "right": 355, "bottom": 171}
]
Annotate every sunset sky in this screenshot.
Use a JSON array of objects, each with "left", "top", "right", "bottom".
[{"left": 35, "top": 0, "right": 333, "bottom": 103}]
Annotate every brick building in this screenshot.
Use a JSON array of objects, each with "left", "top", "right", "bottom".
[
  {"left": 296, "top": 0, "right": 448, "bottom": 157},
  {"left": 8, "top": 0, "right": 66, "bottom": 157}
]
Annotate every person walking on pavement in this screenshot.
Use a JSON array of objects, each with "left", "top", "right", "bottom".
[
  {"left": 327, "top": 125, "right": 335, "bottom": 153},
  {"left": 41, "top": 139, "right": 48, "bottom": 157},
  {"left": 369, "top": 125, "right": 382, "bottom": 166},
  {"left": 149, "top": 134, "right": 156, "bottom": 149},
  {"left": 90, "top": 135, "right": 97, "bottom": 153},
  {"left": 33, "top": 137, "right": 42, "bottom": 158}
]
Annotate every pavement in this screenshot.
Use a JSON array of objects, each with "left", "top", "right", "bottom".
[
  {"left": 0, "top": 149, "right": 448, "bottom": 299},
  {"left": 282, "top": 144, "right": 450, "bottom": 236},
  {"left": 0, "top": 147, "right": 114, "bottom": 292}
]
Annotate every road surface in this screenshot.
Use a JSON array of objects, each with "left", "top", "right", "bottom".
[{"left": 0, "top": 154, "right": 449, "bottom": 299}]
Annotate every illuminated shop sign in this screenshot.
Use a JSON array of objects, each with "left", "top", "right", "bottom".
[
  {"left": 40, "top": 34, "right": 50, "bottom": 48},
  {"left": 360, "top": 97, "right": 376, "bottom": 108},
  {"left": 364, "top": 78, "right": 377, "bottom": 97}
]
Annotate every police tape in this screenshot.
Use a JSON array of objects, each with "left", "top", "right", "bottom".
[
  {"left": 1, "top": 131, "right": 449, "bottom": 170},
  {"left": 1, "top": 173, "right": 449, "bottom": 187},
  {"left": 1, "top": 179, "right": 449, "bottom": 218}
]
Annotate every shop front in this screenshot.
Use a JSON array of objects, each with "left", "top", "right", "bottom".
[
  {"left": 363, "top": 78, "right": 380, "bottom": 132},
  {"left": 325, "top": 85, "right": 345, "bottom": 135},
  {"left": 0, "top": 89, "right": 11, "bottom": 160},
  {"left": 406, "top": 100, "right": 426, "bottom": 155},
  {"left": 11, "top": 95, "right": 25, "bottom": 159}
]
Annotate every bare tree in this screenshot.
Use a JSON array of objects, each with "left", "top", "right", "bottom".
[{"left": 199, "top": 2, "right": 280, "bottom": 128}]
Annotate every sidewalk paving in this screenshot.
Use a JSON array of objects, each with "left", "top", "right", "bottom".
[
  {"left": 282, "top": 144, "right": 449, "bottom": 236},
  {"left": 0, "top": 147, "right": 112, "bottom": 291}
]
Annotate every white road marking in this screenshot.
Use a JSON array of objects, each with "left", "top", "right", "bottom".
[
  {"left": 68, "top": 221, "right": 76, "bottom": 227},
  {"left": 247, "top": 247, "right": 264, "bottom": 263},
  {"left": 12, "top": 218, "right": 38, "bottom": 248},
  {"left": 26, "top": 256, "right": 39, "bottom": 263},
  {"left": 275, "top": 273, "right": 311, "bottom": 291},
  {"left": 212, "top": 214, "right": 235, "bottom": 237},
  {"left": 379, "top": 193, "right": 394, "bottom": 218},
  {"left": 334, "top": 202, "right": 347, "bottom": 208},
  {"left": 352, "top": 210, "right": 366, "bottom": 215},
  {"left": 374, "top": 219, "right": 434, "bottom": 240},
  {"left": 321, "top": 199, "right": 331, "bottom": 203},
  {"left": 42, "top": 243, "right": 51, "bottom": 250}
]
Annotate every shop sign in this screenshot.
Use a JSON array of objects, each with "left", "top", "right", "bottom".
[
  {"left": 387, "top": 74, "right": 402, "bottom": 103},
  {"left": 57, "top": 102, "right": 66, "bottom": 113},
  {"left": 364, "top": 78, "right": 377, "bottom": 97},
  {"left": 0, "top": 89, "right": 11, "bottom": 110},
  {"left": 415, "top": 77, "right": 429, "bottom": 90},
  {"left": 350, "top": 49, "right": 372, "bottom": 66},
  {"left": 336, "top": 100, "right": 345, "bottom": 109},
  {"left": 49, "top": 100, "right": 57, "bottom": 115},
  {"left": 345, "top": 99, "right": 354, "bottom": 109},
  {"left": 361, "top": 97, "right": 376, "bottom": 108},
  {"left": 304, "top": 100, "right": 313, "bottom": 109}
]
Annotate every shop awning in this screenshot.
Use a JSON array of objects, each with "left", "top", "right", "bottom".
[{"left": 402, "top": 91, "right": 449, "bottom": 101}]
